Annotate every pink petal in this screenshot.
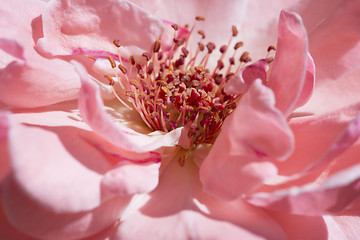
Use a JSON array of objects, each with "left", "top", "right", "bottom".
[
  {"left": 130, "top": 0, "right": 248, "bottom": 47},
  {"left": 101, "top": 162, "right": 160, "bottom": 196},
  {"left": 200, "top": 80, "right": 294, "bottom": 200},
  {"left": 0, "top": 111, "right": 10, "bottom": 182},
  {"left": 0, "top": 38, "right": 25, "bottom": 62},
  {"left": 248, "top": 164, "right": 360, "bottom": 215},
  {"left": 0, "top": 199, "right": 38, "bottom": 240},
  {"left": 293, "top": 53, "right": 315, "bottom": 109},
  {"left": 298, "top": 0, "right": 360, "bottom": 114},
  {"left": 0, "top": 1, "right": 81, "bottom": 108},
  {"left": 273, "top": 103, "right": 360, "bottom": 181},
  {"left": 75, "top": 61, "right": 183, "bottom": 153},
  {"left": 2, "top": 176, "right": 129, "bottom": 240},
  {"left": 1, "top": 120, "right": 131, "bottom": 239},
  {"left": 114, "top": 158, "right": 286, "bottom": 240},
  {"left": 291, "top": 0, "right": 345, "bottom": 33},
  {"left": 267, "top": 210, "right": 329, "bottom": 240},
  {"left": 308, "top": 0, "right": 360, "bottom": 82},
  {"left": 268, "top": 10, "right": 308, "bottom": 116},
  {"left": 224, "top": 59, "right": 268, "bottom": 95},
  {"left": 37, "top": 0, "right": 164, "bottom": 56}
]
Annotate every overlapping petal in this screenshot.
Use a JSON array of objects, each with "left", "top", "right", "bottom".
[
  {"left": 200, "top": 80, "right": 294, "bottom": 200},
  {"left": 113, "top": 158, "right": 287, "bottom": 240},
  {"left": 0, "top": 0, "right": 81, "bottom": 108},
  {"left": 268, "top": 10, "right": 308, "bottom": 116},
  {"left": 37, "top": 0, "right": 165, "bottom": 56}
]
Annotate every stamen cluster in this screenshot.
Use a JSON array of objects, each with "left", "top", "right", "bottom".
[{"left": 104, "top": 17, "right": 274, "bottom": 148}]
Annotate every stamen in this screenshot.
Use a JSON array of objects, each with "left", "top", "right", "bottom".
[
  {"left": 107, "top": 56, "right": 116, "bottom": 68},
  {"left": 113, "top": 39, "right": 121, "bottom": 48}
]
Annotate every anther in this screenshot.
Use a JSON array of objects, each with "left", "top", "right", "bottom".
[
  {"left": 106, "top": 56, "right": 116, "bottom": 68},
  {"left": 118, "top": 64, "right": 128, "bottom": 74},
  {"left": 113, "top": 39, "right": 121, "bottom": 48},
  {"left": 267, "top": 45, "right": 276, "bottom": 52},
  {"left": 142, "top": 52, "right": 151, "bottom": 61},
  {"left": 266, "top": 57, "right": 274, "bottom": 63},
  {"left": 234, "top": 41, "right": 244, "bottom": 50},
  {"left": 217, "top": 60, "right": 224, "bottom": 70},
  {"left": 198, "top": 42, "right": 205, "bottom": 51},
  {"left": 158, "top": 51, "right": 163, "bottom": 61},
  {"left": 220, "top": 45, "right": 227, "bottom": 54},
  {"left": 129, "top": 55, "right": 136, "bottom": 65},
  {"left": 181, "top": 47, "right": 189, "bottom": 57},
  {"left": 171, "top": 24, "right": 179, "bottom": 31},
  {"left": 104, "top": 74, "right": 115, "bottom": 86},
  {"left": 147, "top": 62, "right": 154, "bottom": 75},
  {"left": 135, "top": 64, "right": 143, "bottom": 73},
  {"left": 206, "top": 42, "right": 215, "bottom": 54},
  {"left": 195, "top": 16, "right": 205, "bottom": 21},
  {"left": 232, "top": 25, "right": 238, "bottom": 37},
  {"left": 229, "top": 57, "right": 235, "bottom": 65},
  {"left": 197, "top": 30, "right": 206, "bottom": 39},
  {"left": 240, "top": 51, "right": 250, "bottom": 62},
  {"left": 173, "top": 38, "right": 182, "bottom": 45},
  {"left": 153, "top": 40, "right": 161, "bottom": 53}
]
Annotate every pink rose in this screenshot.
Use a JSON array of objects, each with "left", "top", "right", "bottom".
[{"left": 1, "top": 0, "right": 360, "bottom": 239}]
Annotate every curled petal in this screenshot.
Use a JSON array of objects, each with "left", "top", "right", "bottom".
[
  {"left": 248, "top": 164, "right": 360, "bottom": 215},
  {"left": 268, "top": 10, "right": 308, "bottom": 116},
  {"left": 75, "top": 61, "right": 183, "bottom": 153},
  {"left": 224, "top": 59, "right": 267, "bottom": 95},
  {"left": 37, "top": 0, "right": 165, "bottom": 56},
  {"left": 200, "top": 80, "right": 294, "bottom": 200}
]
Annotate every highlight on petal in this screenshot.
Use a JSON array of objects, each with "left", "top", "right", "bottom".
[
  {"left": 101, "top": 162, "right": 160, "bottom": 196},
  {"left": 74, "top": 61, "right": 183, "bottom": 153},
  {"left": 248, "top": 164, "right": 360, "bottom": 216},
  {"left": 268, "top": 10, "right": 308, "bottom": 116},
  {"left": 200, "top": 80, "right": 294, "bottom": 200},
  {"left": 37, "top": 0, "right": 165, "bottom": 56}
]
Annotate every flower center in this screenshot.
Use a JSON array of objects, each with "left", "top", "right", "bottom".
[{"left": 104, "top": 16, "right": 275, "bottom": 153}]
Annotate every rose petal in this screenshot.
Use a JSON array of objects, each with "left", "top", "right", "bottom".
[
  {"left": 293, "top": 53, "right": 315, "bottom": 109},
  {"left": 75, "top": 61, "right": 183, "bottom": 153},
  {"left": 1, "top": 120, "right": 131, "bottom": 239},
  {"left": 0, "top": 111, "right": 10, "bottom": 182},
  {"left": 113, "top": 158, "right": 286, "bottom": 240},
  {"left": 271, "top": 103, "right": 360, "bottom": 182},
  {"left": 268, "top": 10, "right": 308, "bottom": 116},
  {"left": 101, "top": 162, "right": 160, "bottom": 196},
  {"left": 308, "top": 0, "right": 360, "bottom": 82},
  {"left": 200, "top": 80, "right": 294, "bottom": 200},
  {"left": 6, "top": 121, "right": 109, "bottom": 213},
  {"left": 0, "top": 0, "right": 81, "bottom": 108},
  {"left": 267, "top": 210, "right": 329, "bottom": 240},
  {"left": 130, "top": 0, "right": 248, "bottom": 48},
  {"left": 2, "top": 175, "right": 129, "bottom": 240},
  {"left": 248, "top": 164, "right": 360, "bottom": 215},
  {"left": 37, "top": 0, "right": 165, "bottom": 56},
  {"left": 224, "top": 59, "right": 267, "bottom": 95}
]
